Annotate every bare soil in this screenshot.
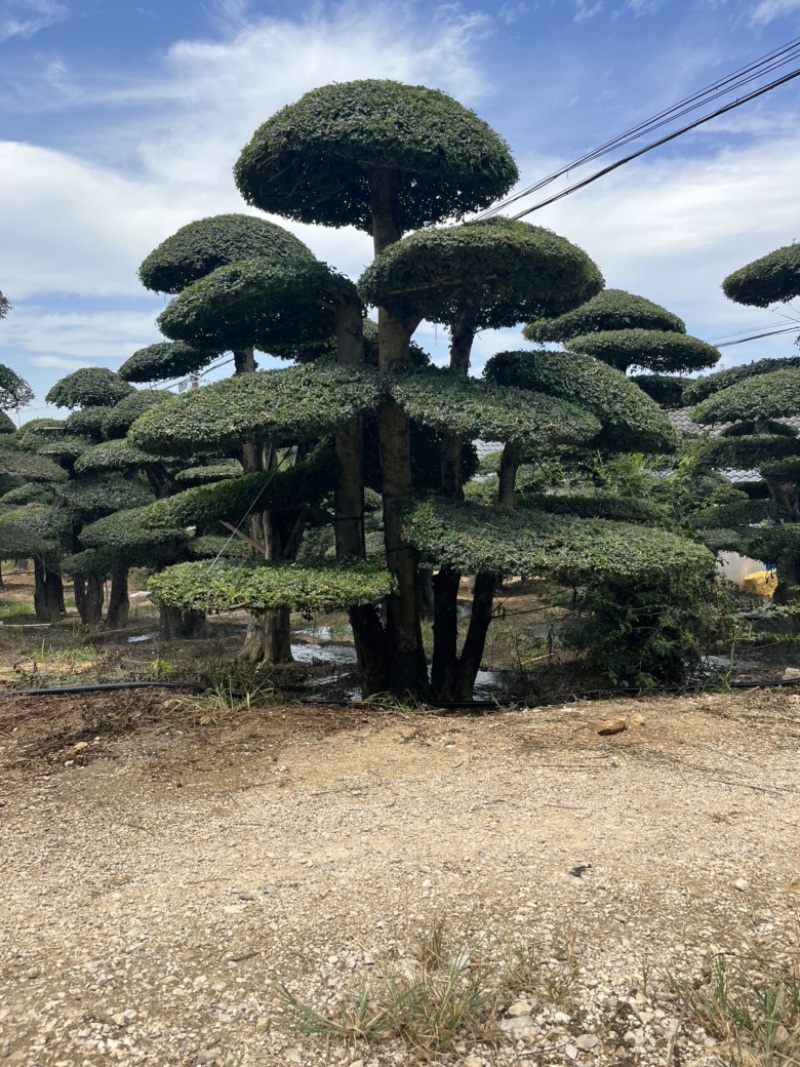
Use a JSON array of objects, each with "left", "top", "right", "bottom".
[{"left": 2, "top": 571, "right": 800, "bottom": 1066}]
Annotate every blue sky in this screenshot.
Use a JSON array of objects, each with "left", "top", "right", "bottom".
[{"left": 1, "top": 0, "right": 800, "bottom": 419}]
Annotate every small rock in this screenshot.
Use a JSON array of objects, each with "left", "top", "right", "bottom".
[
  {"left": 197, "top": 1050, "right": 220, "bottom": 1065},
  {"left": 507, "top": 999, "right": 533, "bottom": 1017},
  {"left": 597, "top": 718, "right": 627, "bottom": 736},
  {"left": 733, "top": 878, "right": 750, "bottom": 893},
  {"left": 73, "top": 741, "right": 90, "bottom": 752},
  {"left": 565, "top": 1044, "right": 578, "bottom": 1059},
  {"left": 463, "top": 1057, "right": 483, "bottom": 1067},
  {"left": 576, "top": 1033, "right": 600, "bottom": 1050},
  {"left": 783, "top": 667, "right": 800, "bottom": 680}
]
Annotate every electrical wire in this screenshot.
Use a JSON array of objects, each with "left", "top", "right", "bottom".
[
  {"left": 508, "top": 66, "right": 800, "bottom": 220},
  {"left": 477, "top": 36, "right": 800, "bottom": 220}
]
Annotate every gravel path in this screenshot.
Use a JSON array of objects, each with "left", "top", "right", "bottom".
[{"left": 1, "top": 689, "right": 799, "bottom": 1066}]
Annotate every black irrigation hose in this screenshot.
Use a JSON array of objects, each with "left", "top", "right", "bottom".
[
  {"left": 3, "top": 676, "right": 800, "bottom": 707},
  {"left": 1, "top": 681, "right": 208, "bottom": 699}
]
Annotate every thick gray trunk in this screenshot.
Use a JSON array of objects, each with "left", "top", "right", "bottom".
[
  {"left": 106, "top": 567, "right": 129, "bottom": 630},
  {"left": 33, "top": 557, "right": 63, "bottom": 623},
  {"left": 74, "top": 574, "right": 104, "bottom": 626}
]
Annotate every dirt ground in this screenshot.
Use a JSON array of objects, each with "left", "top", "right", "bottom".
[{"left": 2, "top": 571, "right": 800, "bottom": 1066}]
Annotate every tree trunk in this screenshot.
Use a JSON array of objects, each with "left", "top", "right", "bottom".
[
  {"left": 159, "top": 605, "right": 208, "bottom": 640},
  {"left": 498, "top": 442, "right": 520, "bottom": 508},
  {"left": 431, "top": 567, "right": 461, "bottom": 699},
  {"left": 106, "top": 567, "right": 129, "bottom": 630},
  {"left": 452, "top": 572, "right": 497, "bottom": 701},
  {"left": 237, "top": 608, "right": 292, "bottom": 665},
  {"left": 233, "top": 347, "right": 257, "bottom": 375},
  {"left": 33, "top": 557, "right": 63, "bottom": 623},
  {"left": 74, "top": 574, "right": 104, "bottom": 626}
]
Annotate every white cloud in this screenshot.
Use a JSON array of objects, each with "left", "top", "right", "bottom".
[
  {"left": 573, "top": 1, "right": 604, "bottom": 20},
  {"left": 750, "top": 0, "right": 800, "bottom": 24},
  {"left": 0, "top": 0, "right": 67, "bottom": 42}
]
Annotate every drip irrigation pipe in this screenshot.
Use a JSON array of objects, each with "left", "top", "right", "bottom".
[
  {"left": 2, "top": 675, "right": 800, "bottom": 707},
  {"left": 1, "top": 681, "right": 208, "bottom": 699}
]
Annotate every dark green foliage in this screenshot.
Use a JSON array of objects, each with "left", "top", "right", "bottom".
[
  {"left": 0, "top": 411, "right": 15, "bottom": 434},
  {"left": 629, "top": 374, "right": 689, "bottom": 409},
  {"left": 683, "top": 356, "right": 800, "bottom": 404},
  {"left": 519, "top": 490, "right": 665, "bottom": 523},
  {"left": 60, "top": 476, "right": 155, "bottom": 516},
  {"left": 391, "top": 367, "right": 601, "bottom": 446},
  {"left": 719, "top": 418, "right": 796, "bottom": 437},
  {"left": 0, "top": 364, "right": 34, "bottom": 410},
  {"left": 129, "top": 365, "right": 385, "bottom": 455},
  {"left": 101, "top": 391, "right": 170, "bottom": 438},
  {"left": 35, "top": 434, "right": 92, "bottom": 461},
  {"left": 560, "top": 569, "right": 728, "bottom": 687},
  {"left": 483, "top": 349, "right": 679, "bottom": 453},
  {"left": 79, "top": 506, "right": 187, "bottom": 556},
  {"left": 749, "top": 523, "right": 800, "bottom": 562},
  {"left": 0, "top": 483, "right": 52, "bottom": 507},
  {"left": 64, "top": 408, "right": 108, "bottom": 438},
  {"left": 723, "top": 242, "right": 800, "bottom": 307},
  {"left": 0, "top": 503, "right": 71, "bottom": 550},
  {"left": 157, "top": 259, "right": 356, "bottom": 353},
  {"left": 139, "top": 213, "right": 317, "bottom": 294},
  {"left": 234, "top": 79, "right": 518, "bottom": 233},
  {"left": 703, "top": 433, "right": 800, "bottom": 468},
  {"left": 185, "top": 535, "right": 254, "bottom": 562},
  {"left": 692, "top": 369, "right": 800, "bottom": 424},
  {"left": 524, "top": 288, "right": 685, "bottom": 343},
  {"left": 149, "top": 559, "right": 396, "bottom": 614},
  {"left": 0, "top": 291, "right": 9, "bottom": 319},
  {"left": 689, "top": 498, "right": 783, "bottom": 528},
  {"left": 73, "top": 438, "right": 159, "bottom": 475},
  {"left": 59, "top": 549, "right": 106, "bottom": 578},
  {"left": 358, "top": 218, "right": 603, "bottom": 326},
  {"left": 403, "top": 498, "right": 713, "bottom": 583},
  {"left": 175, "top": 460, "right": 244, "bottom": 485},
  {"left": 0, "top": 450, "right": 68, "bottom": 482},
  {"left": 568, "top": 329, "right": 720, "bottom": 374},
  {"left": 119, "top": 342, "right": 222, "bottom": 384},
  {"left": 760, "top": 458, "right": 800, "bottom": 481},
  {"left": 46, "top": 367, "right": 134, "bottom": 410},
  {"left": 142, "top": 446, "right": 336, "bottom": 530}
]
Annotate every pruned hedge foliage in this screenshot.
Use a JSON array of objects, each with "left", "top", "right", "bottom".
[
  {"left": 722, "top": 242, "right": 800, "bottom": 308},
  {"left": 682, "top": 356, "right": 800, "bottom": 405},
  {"left": 568, "top": 329, "right": 720, "bottom": 374},
  {"left": 45, "top": 368, "right": 134, "bottom": 410},
  {"left": 119, "top": 342, "right": 222, "bottom": 384},
  {"left": 524, "top": 288, "right": 686, "bottom": 343},
  {"left": 692, "top": 369, "right": 800, "bottom": 424},
  {"left": 149, "top": 560, "right": 396, "bottom": 614},
  {"left": 234, "top": 79, "right": 519, "bottom": 233},
  {"left": 358, "top": 217, "right": 602, "bottom": 326}
]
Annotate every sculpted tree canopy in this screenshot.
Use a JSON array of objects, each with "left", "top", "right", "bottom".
[
  {"left": 684, "top": 356, "right": 800, "bottom": 405},
  {"left": 358, "top": 218, "right": 603, "bottom": 327},
  {"left": 722, "top": 242, "right": 800, "bottom": 308},
  {"left": 157, "top": 259, "right": 355, "bottom": 354},
  {"left": 568, "top": 329, "right": 721, "bottom": 375},
  {"left": 138, "top": 213, "right": 317, "bottom": 294},
  {"left": 119, "top": 341, "right": 221, "bottom": 384},
  {"left": 45, "top": 368, "right": 134, "bottom": 410},
  {"left": 0, "top": 291, "right": 9, "bottom": 319},
  {"left": 234, "top": 80, "right": 519, "bottom": 235},
  {"left": 524, "top": 288, "right": 685, "bottom": 343},
  {"left": 484, "top": 349, "right": 678, "bottom": 454}
]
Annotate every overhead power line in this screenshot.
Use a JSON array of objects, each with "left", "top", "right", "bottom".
[
  {"left": 507, "top": 65, "right": 800, "bottom": 220},
  {"left": 476, "top": 36, "right": 800, "bottom": 221}
]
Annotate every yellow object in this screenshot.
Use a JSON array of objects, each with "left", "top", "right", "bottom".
[{"left": 743, "top": 570, "right": 777, "bottom": 597}]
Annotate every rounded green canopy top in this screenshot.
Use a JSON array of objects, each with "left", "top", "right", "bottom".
[
  {"left": 45, "top": 367, "right": 135, "bottom": 410},
  {"left": 157, "top": 259, "right": 357, "bottom": 354},
  {"left": 723, "top": 242, "right": 800, "bottom": 308},
  {"left": 524, "top": 288, "right": 686, "bottom": 343},
  {"left": 692, "top": 368, "right": 800, "bottom": 425},
  {"left": 568, "top": 329, "right": 720, "bottom": 375},
  {"left": 119, "top": 341, "right": 222, "bottom": 384},
  {"left": 683, "top": 355, "right": 800, "bottom": 405},
  {"left": 358, "top": 217, "right": 603, "bottom": 326},
  {"left": 234, "top": 80, "right": 519, "bottom": 234},
  {"left": 138, "top": 213, "right": 317, "bottom": 294},
  {"left": 129, "top": 363, "right": 385, "bottom": 455},
  {"left": 484, "top": 349, "right": 679, "bottom": 453}
]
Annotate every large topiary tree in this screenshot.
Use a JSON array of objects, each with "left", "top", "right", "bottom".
[{"left": 136, "top": 79, "right": 715, "bottom": 700}]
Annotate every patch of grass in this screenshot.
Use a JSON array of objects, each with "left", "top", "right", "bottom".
[
  {"left": 275, "top": 920, "right": 500, "bottom": 1058},
  {"left": 670, "top": 952, "right": 800, "bottom": 1066}
]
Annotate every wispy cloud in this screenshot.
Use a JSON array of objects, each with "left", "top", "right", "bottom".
[
  {"left": 573, "top": 0, "right": 603, "bottom": 20},
  {"left": 750, "top": 0, "right": 800, "bottom": 24},
  {"left": 0, "top": 0, "right": 68, "bottom": 42}
]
